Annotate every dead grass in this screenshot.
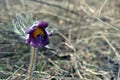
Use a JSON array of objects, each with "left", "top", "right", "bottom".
[{"left": 0, "top": 0, "right": 120, "bottom": 80}]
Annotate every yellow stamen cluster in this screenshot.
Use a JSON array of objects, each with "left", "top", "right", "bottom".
[{"left": 32, "top": 28, "right": 45, "bottom": 38}]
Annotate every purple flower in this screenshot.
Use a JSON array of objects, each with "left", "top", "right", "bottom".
[{"left": 25, "top": 21, "right": 51, "bottom": 48}]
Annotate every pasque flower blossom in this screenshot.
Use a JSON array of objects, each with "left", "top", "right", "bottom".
[
  {"left": 25, "top": 21, "right": 51, "bottom": 48},
  {"left": 12, "top": 16, "right": 54, "bottom": 79}
]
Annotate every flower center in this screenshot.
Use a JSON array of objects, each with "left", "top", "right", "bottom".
[{"left": 32, "top": 27, "right": 45, "bottom": 38}]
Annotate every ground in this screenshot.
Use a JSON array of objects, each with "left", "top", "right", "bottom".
[{"left": 0, "top": 0, "right": 120, "bottom": 80}]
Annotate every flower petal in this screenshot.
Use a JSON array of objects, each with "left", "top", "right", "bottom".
[
  {"left": 45, "top": 30, "right": 53, "bottom": 36},
  {"left": 25, "top": 26, "right": 36, "bottom": 34},
  {"left": 30, "top": 41, "right": 39, "bottom": 48},
  {"left": 38, "top": 21, "right": 48, "bottom": 28},
  {"left": 39, "top": 37, "right": 49, "bottom": 47},
  {"left": 30, "top": 37, "right": 39, "bottom": 48}
]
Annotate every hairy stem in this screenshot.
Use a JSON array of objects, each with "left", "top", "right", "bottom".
[{"left": 28, "top": 46, "right": 36, "bottom": 80}]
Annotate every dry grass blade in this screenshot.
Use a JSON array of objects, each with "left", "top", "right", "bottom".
[{"left": 102, "top": 34, "right": 120, "bottom": 59}]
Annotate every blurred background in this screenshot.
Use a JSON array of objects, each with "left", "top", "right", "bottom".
[{"left": 0, "top": 0, "right": 120, "bottom": 80}]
